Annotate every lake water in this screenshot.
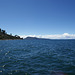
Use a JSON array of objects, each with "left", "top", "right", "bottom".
[{"left": 0, "top": 39, "right": 75, "bottom": 75}]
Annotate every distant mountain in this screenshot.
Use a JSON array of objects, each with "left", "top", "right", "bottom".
[
  {"left": 25, "top": 36, "right": 50, "bottom": 40},
  {"left": 0, "top": 28, "right": 23, "bottom": 40},
  {"left": 25, "top": 37, "right": 39, "bottom": 39}
]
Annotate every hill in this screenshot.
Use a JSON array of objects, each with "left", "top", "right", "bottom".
[{"left": 0, "top": 28, "right": 23, "bottom": 40}]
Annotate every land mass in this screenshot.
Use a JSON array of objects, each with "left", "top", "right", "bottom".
[
  {"left": 25, "top": 36, "right": 50, "bottom": 40},
  {"left": 0, "top": 28, "right": 23, "bottom": 40},
  {"left": 25, "top": 37, "right": 39, "bottom": 39}
]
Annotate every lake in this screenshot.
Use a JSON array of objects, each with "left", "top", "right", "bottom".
[{"left": 0, "top": 39, "right": 75, "bottom": 75}]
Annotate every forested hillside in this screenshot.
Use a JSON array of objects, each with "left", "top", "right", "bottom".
[{"left": 0, "top": 28, "right": 23, "bottom": 40}]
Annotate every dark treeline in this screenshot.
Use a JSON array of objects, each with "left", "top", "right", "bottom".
[{"left": 0, "top": 28, "right": 23, "bottom": 40}]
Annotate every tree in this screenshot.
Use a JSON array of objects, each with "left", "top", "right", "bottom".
[
  {"left": 0, "top": 28, "right": 1, "bottom": 32},
  {"left": 15, "top": 35, "right": 20, "bottom": 38},
  {"left": 2, "top": 30, "right": 6, "bottom": 34}
]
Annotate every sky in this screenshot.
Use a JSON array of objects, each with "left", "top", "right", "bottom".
[{"left": 0, "top": 0, "right": 75, "bottom": 39}]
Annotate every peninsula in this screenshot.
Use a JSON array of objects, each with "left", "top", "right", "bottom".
[{"left": 0, "top": 28, "right": 23, "bottom": 40}]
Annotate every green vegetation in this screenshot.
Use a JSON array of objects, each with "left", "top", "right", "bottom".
[{"left": 0, "top": 28, "right": 23, "bottom": 40}]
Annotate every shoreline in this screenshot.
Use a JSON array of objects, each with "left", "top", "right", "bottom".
[{"left": 0, "top": 39, "right": 23, "bottom": 40}]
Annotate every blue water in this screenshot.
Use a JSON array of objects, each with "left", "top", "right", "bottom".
[{"left": 0, "top": 39, "right": 75, "bottom": 75}]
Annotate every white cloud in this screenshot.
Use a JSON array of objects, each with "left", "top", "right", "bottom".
[{"left": 20, "top": 33, "right": 75, "bottom": 39}]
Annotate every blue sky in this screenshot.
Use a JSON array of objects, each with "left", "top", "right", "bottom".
[{"left": 0, "top": 0, "right": 75, "bottom": 38}]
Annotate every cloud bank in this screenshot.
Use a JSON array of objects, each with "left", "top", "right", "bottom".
[{"left": 20, "top": 33, "right": 75, "bottom": 39}]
